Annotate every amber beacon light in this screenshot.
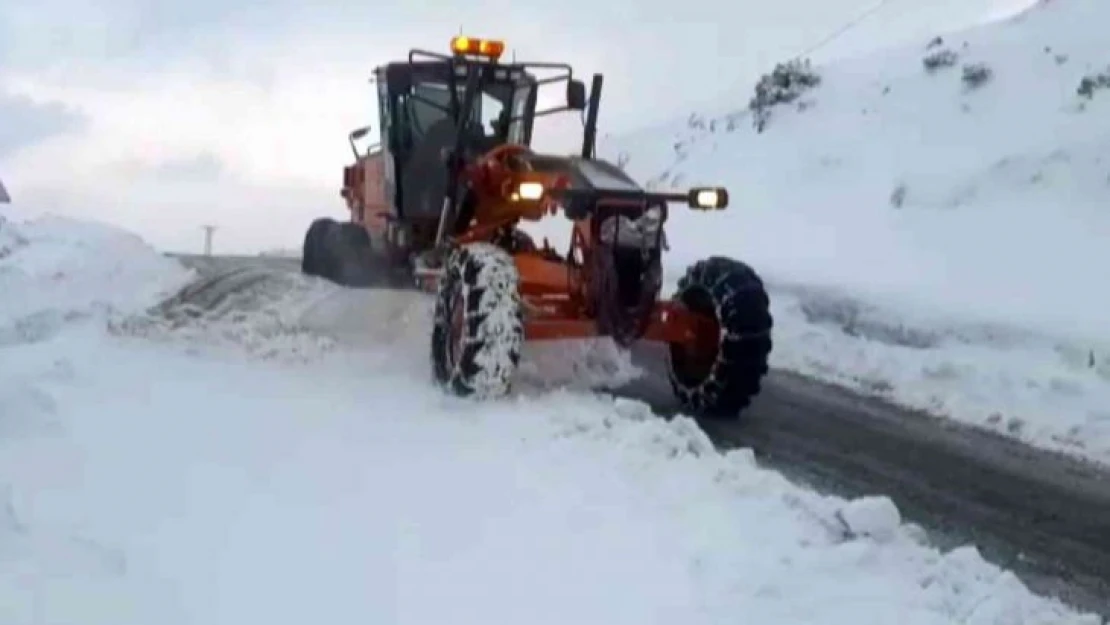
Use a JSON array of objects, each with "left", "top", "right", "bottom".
[{"left": 450, "top": 36, "right": 506, "bottom": 60}]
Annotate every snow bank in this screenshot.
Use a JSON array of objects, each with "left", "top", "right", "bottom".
[
  {"left": 3, "top": 334, "right": 1102, "bottom": 625},
  {"left": 600, "top": 0, "right": 1110, "bottom": 463},
  {"left": 116, "top": 260, "right": 641, "bottom": 387},
  {"left": 1, "top": 210, "right": 1102, "bottom": 624},
  {"left": 0, "top": 213, "right": 193, "bottom": 347},
  {"left": 118, "top": 264, "right": 344, "bottom": 362}
]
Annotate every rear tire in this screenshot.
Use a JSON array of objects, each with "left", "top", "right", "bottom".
[
  {"left": 301, "top": 218, "right": 378, "bottom": 287},
  {"left": 327, "top": 222, "right": 378, "bottom": 287},
  {"left": 301, "top": 217, "right": 337, "bottom": 277},
  {"left": 667, "top": 256, "right": 773, "bottom": 419},
  {"left": 431, "top": 243, "right": 524, "bottom": 399}
]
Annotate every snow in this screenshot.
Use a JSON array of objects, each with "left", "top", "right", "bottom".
[
  {"left": 4, "top": 3, "right": 1110, "bottom": 616},
  {"left": 593, "top": 0, "right": 1110, "bottom": 465},
  {"left": 837, "top": 496, "right": 903, "bottom": 543},
  {"left": 0, "top": 214, "right": 194, "bottom": 346},
  {"left": 2, "top": 214, "right": 1104, "bottom": 622}
]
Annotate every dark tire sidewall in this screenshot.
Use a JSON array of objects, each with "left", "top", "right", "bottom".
[
  {"left": 302, "top": 217, "right": 337, "bottom": 277},
  {"left": 303, "top": 219, "right": 376, "bottom": 287},
  {"left": 667, "top": 256, "right": 773, "bottom": 419},
  {"left": 330, "top": 223, "right": 375, "bottom": 287}
]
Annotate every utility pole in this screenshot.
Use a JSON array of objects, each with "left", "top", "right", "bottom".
[{"left": 201, "top": 225, "right": 217, "bottom": 256}]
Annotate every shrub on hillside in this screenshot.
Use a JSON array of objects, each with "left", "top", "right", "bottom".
[
  {"left": 923, "top": 49, "right": 959, "bottom": 72},
  {"left": 749, "top": 58, "right": 821, "bottom": 132},
  {"left": 961, "top": 63, "right": 993, "bottom": 89},
  {"left": 1077, "top": 68, "right": 1110, "bottom": 98}
]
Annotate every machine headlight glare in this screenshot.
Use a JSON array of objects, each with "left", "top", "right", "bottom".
[
  {"left": 517, "top": 182, "right": 544, "bottom": 201},
  {"left": 688, "top": 187, "right": 729, "bottom": 210}
]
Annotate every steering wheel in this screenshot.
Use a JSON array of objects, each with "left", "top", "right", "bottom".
[
  {"left": 483, "top": 143, "right": 529, "bottom": 162},
  {"left": 477, "top": 143, "right": 531, "bottom": 175}
]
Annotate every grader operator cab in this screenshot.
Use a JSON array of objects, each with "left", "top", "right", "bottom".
[
  {"left": 300, "top": 36, "right": 773, "bottom": 419},
  {"left": 304, "top": 36, "right": 600, "bottom": 285}
]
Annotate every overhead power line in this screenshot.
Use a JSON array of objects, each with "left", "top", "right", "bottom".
[{"left": 794, "top": 0, "right": 907, "bottom": 59}]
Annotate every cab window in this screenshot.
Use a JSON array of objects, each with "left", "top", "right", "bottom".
[{"left": 507, "top": 83, "right": 532, "bottom": 144}]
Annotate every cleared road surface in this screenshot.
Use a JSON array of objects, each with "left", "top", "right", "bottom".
[{"left": 171, "top": 253, "right": 1110, "bottom": 618}]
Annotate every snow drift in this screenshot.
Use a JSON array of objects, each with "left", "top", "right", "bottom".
[
  {"left": 1, "top": 208, "right": 1104, "bottom": 622},
  {"left": 0, "top": 214, "right": 194, "bottom": 347},
  {"left": 599, "top": 0, "right": 1110, "bottom": 464}
]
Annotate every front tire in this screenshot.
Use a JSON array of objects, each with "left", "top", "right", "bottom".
[
  {"left": 667, "top": 256, "right": 773, "bottom": 419},
  {"left": 431, "top": 243, "right": 524, "bottom": 399}
]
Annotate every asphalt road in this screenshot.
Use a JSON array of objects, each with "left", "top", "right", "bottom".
[
  {"left": 171, "top": 253, "right": 1110, "bottom": 618},
  {"left": 624, "top": 345, "right": 1110, "bottom": 616}
]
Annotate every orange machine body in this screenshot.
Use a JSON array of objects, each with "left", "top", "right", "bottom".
[{"left": 341, "top": 149, "right": 390, "bottom": 236}]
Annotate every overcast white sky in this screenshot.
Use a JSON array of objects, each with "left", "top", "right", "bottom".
[{"left": 1, "top": 0, "right": 1035, "bottom": 253}]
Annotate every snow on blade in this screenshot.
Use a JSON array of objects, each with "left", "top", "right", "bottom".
[
  {"left": 602, "top": 0, "right": 1110, "bottom": 464},
  {"left": 2, "top": 202, "right": 1103, "bottom": 624}
]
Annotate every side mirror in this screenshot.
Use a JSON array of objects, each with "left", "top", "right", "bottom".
[
  {"left": 566, "top": 80, "right": 587, "bottom": 111},
  {"left": 348, "top": 126, "right": 373, "bottom": 160}
]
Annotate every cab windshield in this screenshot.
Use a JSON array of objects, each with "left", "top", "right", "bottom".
[{"left": 401, "top": 76, "right": 532, "bottom": 145}]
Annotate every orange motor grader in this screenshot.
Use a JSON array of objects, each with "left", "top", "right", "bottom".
[{"left": 300, "top": 36, "right": 773, "bottom": 418}]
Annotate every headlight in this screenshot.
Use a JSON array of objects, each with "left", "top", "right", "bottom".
[
  {"left": 687, "top": 187, "right": 729, "bottom": 210},
  {"left": 516, "top": 182, "right": 544, "bottom": 201}
]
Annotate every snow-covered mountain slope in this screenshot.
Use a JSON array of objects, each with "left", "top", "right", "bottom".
[
  {"left": 599, "top": 0, "right": 1110, "bottom": 465},
  {"left": 2, "top": 213, "right": 1102, "bottom": 624}
]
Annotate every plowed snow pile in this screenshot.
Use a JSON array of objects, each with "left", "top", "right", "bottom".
[
  {"left": 0, "top": 214, "right": 193, "bottom": 346},
  {"left": 2, "top": 216, "right": 1102, "bottom": 623},
  {"left": 597, "top": 0, "right": 1110, "bottom": 464}
]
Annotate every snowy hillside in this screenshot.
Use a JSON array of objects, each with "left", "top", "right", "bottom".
[
  {"left": 1, "top": 213, "right": 1102, "bottom": 624},
  {"left": 599, "top": 0, "right": 1110, "bottom": 464}
]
